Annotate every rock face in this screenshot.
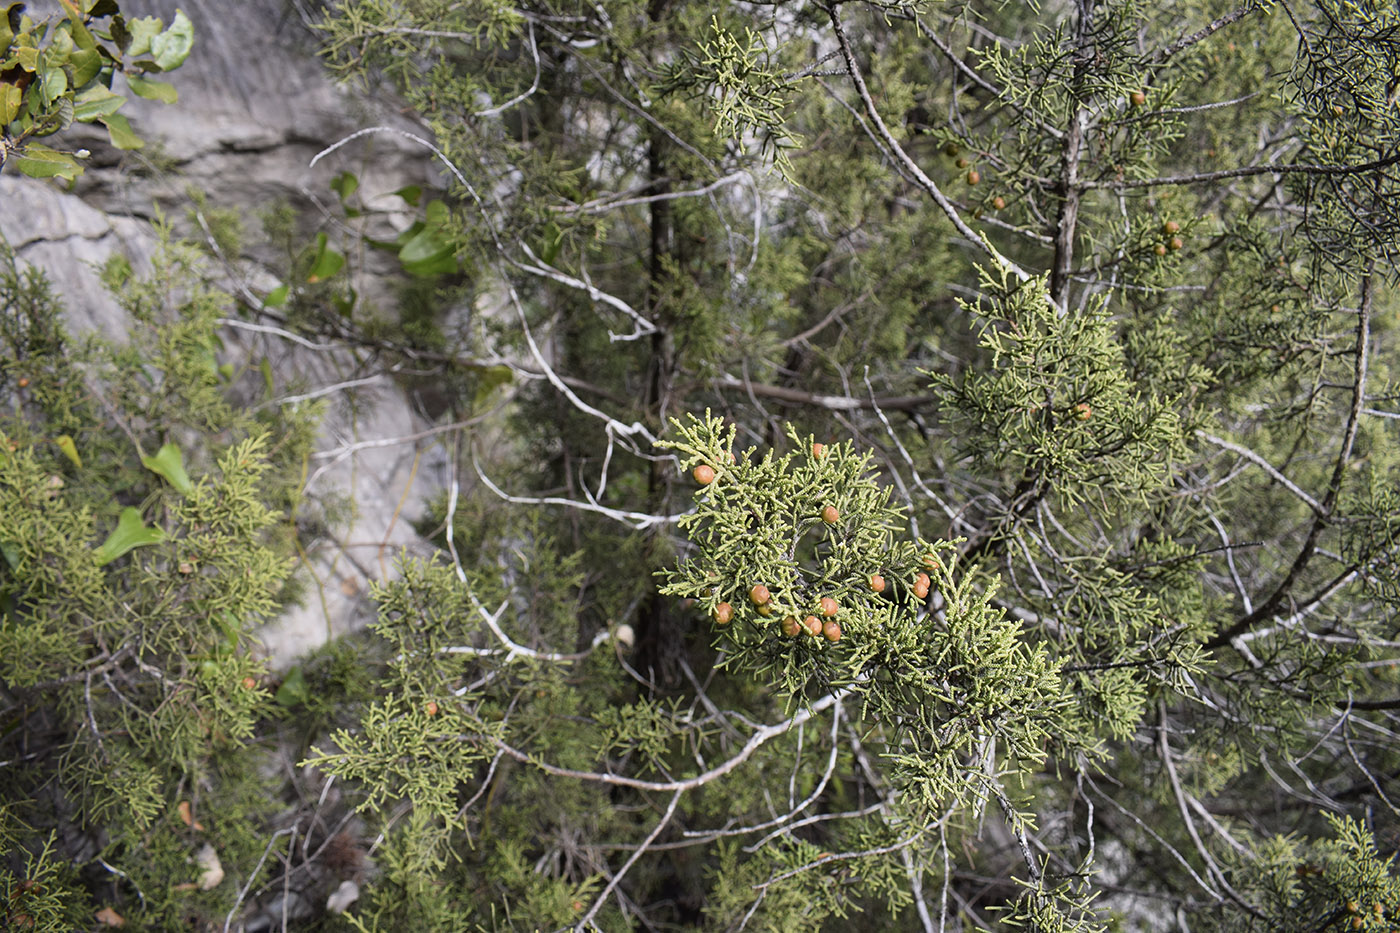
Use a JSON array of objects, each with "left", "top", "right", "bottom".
[{"left": 5, "top": 0, "right": 451, "bottom": 663}]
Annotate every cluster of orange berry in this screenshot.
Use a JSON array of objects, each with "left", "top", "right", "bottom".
[
  {"left": 1152, "top": 220, "right": 1184, "bottom": 257},
  {"left": 712, "top": 581, "right": 844, "bottom": 642},
  {"left": 693, "top": 442, "right": 945, "bottom": 646},
  {"left": 1343, "top": 899, "right": 1389, "bottom": 930}
]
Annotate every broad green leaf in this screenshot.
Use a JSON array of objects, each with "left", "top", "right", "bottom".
[
  {"left": 100, "top": 111, "right": 142, "bottom": 149},
  {"left": 259, "top": 357, "right": 274, "bottom": 394},
  {"left": 141, "top": 442, "right": 193, "bottom": 496},
  {"left": 38, "top": 65, "right": 66, "bottom": 106},
  {"left": 330, "top": 170, "right": 358, "bottom": 202},
  {"left": 263, "top": 283, "right": 289, "bottom": 307},
  {"left": 49, "top": 24, "right": 75, "bottom": 61},
  {"left": 126, "top": 73, "right": 175, "bottom": 103},
  {"left": 0, "top": 540, "right": 18, "bottom": 570},
  {"left": 13, "top": 46, "right": 38, "bottom": 71},
  {"left": 34, "top": 96, "right": 73, "bottom": 136},
  {"left": 73, "top": 84, "right": 123, "bottom": 122},
  {"left": 61, "top": 4, "right": 97, "bottom": 52},
  {"left": 306, "top": 233, "right": 344, "bottom": 283},
  {"left": 67, "top": 45, "right": 100, "bottom": 87},
  {"left": 88, "top": 0, "right": 120, "bottom": 16},
  {"left": 274, "top": 665, "right": 309, "bottom": 707},
  {"left": 55, "top": 0, "right": 95, "bottom": 50},
  {"left": 108, "top": 13, "right": 131, "bottom": 53},
  {"left": 215, "top": 610, "right": 240, "bottom": 654},
  {"left": 402, "top": 249, "right": 457, "bottom": 278},
  {"left": 398, "top": 224, "right": 454, "bottom": 268},
  {"left": 54, "top": 434, "right": 82, "bottom": 468},
  {"left": 123, "top": 16, "right": 162, "bottom": 58},
  {"left": 1, "top": 83, "right": 20, "bottom": 124},
  {"left": 149, "top": 10, "right": 193, "bottom": 72},
  {"left": 396, "top": 200, "right": 458, "bottom": 275},
  {"left": 95, "top": 507, "right": 166, "bottom": 566},
  {"left": 424, "top": 198, "right": 449, "bottom": 225},
  {"left": 393, "top": 184, "right": 422, "bottom": 206},
  {"left": 12, "top": 143, "right": 81, "bottom": 180}
]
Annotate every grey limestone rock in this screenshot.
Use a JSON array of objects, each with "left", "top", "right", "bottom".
[{"left": 4, "top": 0, "right": 452, "bottom": 665}]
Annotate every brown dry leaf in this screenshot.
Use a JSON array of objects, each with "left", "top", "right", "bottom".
[
  {"left": 176, "top": 800, "right": 205, "bottom": 831},
  {"left": 95, "top": 906, "right": 125, "bottom": 927}
]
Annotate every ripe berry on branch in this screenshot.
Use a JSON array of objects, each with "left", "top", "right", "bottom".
[
  {"left": 714, "top": 602, "right": 734, "bottom": 625},
  {"left": 781, "top": 616, "right": 802, "bottom": 637},
  {"left": 822, "top": 620, "right": 842, "bottom": 642},
  {"left": 749, "top": 584, "right": 771, "bottom": 605},
  {"left": 868, "top": 573, "right": 886, "bottom": 593},
  {"left": 802, "top": 615, "right": 822, "bottom": 637},
  {"left": 693, "top": 464, "right": 716, "bottom": 485},
  {"left": 821, "top": 505, "right": 840, "bottom": 525},
  {"left": 819, "top": 596, "right": 839, "bottom": 617}
]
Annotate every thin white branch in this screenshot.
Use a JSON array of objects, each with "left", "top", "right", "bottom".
[
  {"left": 473, "top": 452, "right": 684, "bottom": 530},
  {"left": 508, "top": 288, "right": 661, "bottom": 447},
  {"left": 514, "top": 243, "right": 657, "bottom": 342},
  {"left": 561, "top": 172, "right": 750, "bottom": 215},
  {"left": 490, "top": 684, "right": 855, "bottom": 793},
  {"left": 826, "top": 5, "right": 1031, "bottom": 283},
  {"left": 574, "top": 790, "right": 683, "bottom": 933},
  {"left": 475, "top": 22, "right": 540, "bottom": 117},
  {"left": 264, "top": 374, "right": 387, "bottom": 409},
  {"left": 218, "top": 317, "right": 343, "bottom": 352},
  {"left": 682, "top": 700, "right": 845, "bottom": 842},
  {"left": 309, "top": 126, "right": 477, "bottom": 197},
  {"left": 1196, "top": 431, "right": 1323, "bottom": 514}
]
